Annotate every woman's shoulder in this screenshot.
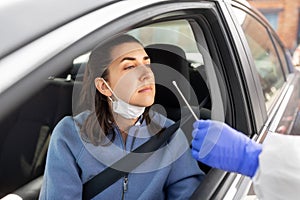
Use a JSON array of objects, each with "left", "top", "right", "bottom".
[
  {"left": 56, "top": 110, "right": 90, "bottom": 126},
  {"left": 48, "top": 112, "right": 93, "bottom": 160},
  {"left": 51, "top": 111, "right": 90, "bottom": 146}
]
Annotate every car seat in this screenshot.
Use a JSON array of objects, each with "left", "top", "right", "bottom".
[{"left": 0, "top": 75, "right": 74, "bottom": 197}]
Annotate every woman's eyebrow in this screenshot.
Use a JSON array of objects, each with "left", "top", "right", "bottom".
[
  {"left": 120, "top": 57, "right": 136, "bottom": 62},
  {"left": 120, "top": 56, "right": 149, "bottom": 62}
]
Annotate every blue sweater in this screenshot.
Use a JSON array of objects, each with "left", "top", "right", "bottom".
[{"left": 39, "top": 111, "right": 204, "bottom": 200}]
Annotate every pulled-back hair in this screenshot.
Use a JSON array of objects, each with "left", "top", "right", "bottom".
[{"left": 79, "top": 34, "right": 156, "bottom": 145}]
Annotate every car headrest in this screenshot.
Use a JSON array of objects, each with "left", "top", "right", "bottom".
[
  {"left": 71, "top": 62, "right": 86, "bottom": 81},
  {"left": 145, "top": 44, "right": 190, "bottom": 109},
  {"left": 145, "top": 43, "right": 189, "bottom": 80}
]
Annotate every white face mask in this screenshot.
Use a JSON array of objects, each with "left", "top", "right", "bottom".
[{"left": 101, "top": 78, "right": 145, "bottom": 119}]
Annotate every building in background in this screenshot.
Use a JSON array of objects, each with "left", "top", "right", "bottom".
[{"left": 248, "top": 0, "right": 300, "bottom": 51}]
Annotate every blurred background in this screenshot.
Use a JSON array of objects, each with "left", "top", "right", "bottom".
[
  {"left": 248, "top": 0, "right": 300, "bottom": 50},
  {"left": 247, "top": 0, "right": 300, "bottom": 65}
]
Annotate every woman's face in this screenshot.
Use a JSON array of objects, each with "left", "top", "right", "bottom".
[{"left": 106, "top": 42, "right": 155, "bottom": 107}]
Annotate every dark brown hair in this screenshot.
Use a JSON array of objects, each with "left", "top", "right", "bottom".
[{"left": 79, "top": 34, "right": 159, "bottom": 145}]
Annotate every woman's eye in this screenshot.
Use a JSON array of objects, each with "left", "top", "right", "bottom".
[{"left": 124, "top": 65, "right": 135, "bottom": 70}]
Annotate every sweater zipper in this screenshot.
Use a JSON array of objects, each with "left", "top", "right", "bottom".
[
  {"left": 116, "top": 127, "right": 129, "bottom": 200},
  {"left": 122, "top": 174, "right": 128, "bottom": 200}
]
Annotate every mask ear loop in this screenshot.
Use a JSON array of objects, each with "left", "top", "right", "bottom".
[
  {"left": 107, "top": 96, "right": 113, "bottom": 102},
  {"left": 100, "top": 78, "right": 117, "bottom": 102}
]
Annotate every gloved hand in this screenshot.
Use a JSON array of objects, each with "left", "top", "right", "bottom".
[{"left": 191, "top": 119, "right": 262, "bottom": 177}]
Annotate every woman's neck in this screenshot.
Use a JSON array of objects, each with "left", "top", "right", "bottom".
[{"left": 114, "top": 113, "right": 138, "bottom": 142}]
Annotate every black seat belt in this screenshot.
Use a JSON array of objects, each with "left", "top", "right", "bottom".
[{"left": 82, "top": 118, "right": 184, "bottom": 200}]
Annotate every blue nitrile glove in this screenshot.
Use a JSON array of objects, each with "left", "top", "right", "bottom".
[{"left": 191, "top": 120, "right": 262, "bottom": 177}]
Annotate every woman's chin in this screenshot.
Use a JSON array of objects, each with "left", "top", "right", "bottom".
[{"left": 132, "top": 98, "right": 154, "bottom": 107}]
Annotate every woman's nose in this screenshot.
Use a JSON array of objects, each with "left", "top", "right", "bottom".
[{"left": 139, "top": 64, "right": 153, "bottom": 81}]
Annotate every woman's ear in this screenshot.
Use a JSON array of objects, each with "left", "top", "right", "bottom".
[{"left": 94, "top": 78, "right": 112, "bottom": 97}]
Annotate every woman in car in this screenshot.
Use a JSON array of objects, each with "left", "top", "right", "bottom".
[{"left": 39, "top": 34, "right": 204, "bottom": 199}]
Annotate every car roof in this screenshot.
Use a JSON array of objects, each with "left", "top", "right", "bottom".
[
  {"left": 0, "top": 0, "right": 117, "bottom": 58},
  {"left": 0, "top": 0, "right": 250, "bottom": 59}
]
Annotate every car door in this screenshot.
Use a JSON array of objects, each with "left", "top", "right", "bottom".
[
  {"left": 185, "top": 0, "right": 300, "bottom": 199},
  {"left": 213, "top": 1, "right": 300, "bottom": 199}
]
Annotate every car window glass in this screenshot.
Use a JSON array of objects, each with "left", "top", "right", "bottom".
[
  {"left": 129, "top": 20, "right": 198, "bottom": 52},
  {"left": 272, "top": 35, "right": 290, "bottom": 75},
  {"left": 129, "top": 20, "right": 204, "bottom": 65},
  {"left": 233, "top": 7, "right": 285, "bottom": 110}
]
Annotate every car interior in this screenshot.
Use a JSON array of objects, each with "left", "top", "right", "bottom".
[{"left": 0, "top": 19, "right": 218, "bottom": 199}]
